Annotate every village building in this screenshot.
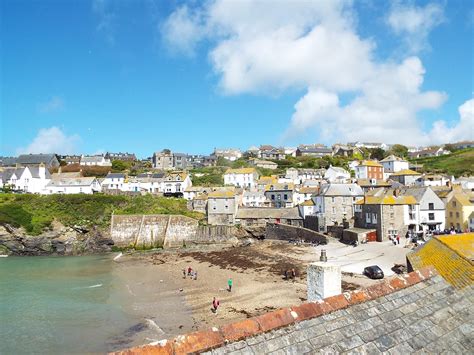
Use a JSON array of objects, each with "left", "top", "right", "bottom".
[
  {"left": 356, "top": 178, "right": 392, "bottom": 192},
  {"left": 258, "top": 145, "right": 285, "bottom": 160},
  {"left": 451, "top": 140, "right": 474, "bottom": 150},
  {"left": 348, "top": 141, "right": 389, "bottom": 150},
  {"left": 409, "top": 147, "right": 450, "bottom": 158},
  {"left": 186, "top": 155, "right": 217, "bottom": 168},
  {"left": 313, "top": 183, "right": 364, "bottom": 231},
  {"left": 16, "top": 153, "right": 60, "bottom": 169},
  {"left": 399, "top": 186, "right": 446, "bottom": 232},
  {"left": 354, "top": 189, "right": 420, "bottom": 241},
  {"left": 285, "top": 168, "right": 324, "bottom": 184},
  {"left": 242, "top": 190, "right": 267, "bottom": 207},
  {"left": 183, "top": 186, "right": 213, "bottom": 200},
  {"left": 207, "top": 190, "right": 237, "bottom": 225},
  {"left": 187, "top": 193, "right": 208, "bottom": 213},
  {"left": 380, "top": 155, "right": 409, "bottom": 179},
  {"left": 256, "top": 176, "right": 277, "bottom": 190},
  {"left": 249, "top": 158, "right": 278, "bottom": 170},
  {"left": 80, "top": 155, "right": 112, "bottom": 167},
  {"left": 283, "top": 147, "right": 297, "bottom": 157},
  {"left": 101, "top": 173, "right": 126, "bottom": 190},
  {"left": 324, "top": 166, "right": 350, "bottom": 183},
  {"left": 355, "top": 160, "right": 384, "bottom": 180},
  {"left": 0, "top": 164, "right": 51, "bottom": 193},
  {"left": 105, "top": 152, "right": 137, "bottom": 162},
  {"left": 415, "top": 174, "right": 453, "bottom": 187},
  {"left": 455, "top": 177, "right": 474, "bottom": 190},
  {"left": 152, "top": 150, "right": 188, "bottom": 170},
  {"left": 234, "top": 207, "right": 303, "bottom": 227},
  {"left": 294, "top": 186, "right": 319, "bottom": 205},
  {"left": 389, "top": 169, "right": 422, "bottom": 186},
  {"left": 445, "top": 191, "right": 474, "bottom": 231},
  {"left": 331, "top": 144, "right": 363, "bottom": 157},
  {"left": 224, "top": 168, "right": 259, "bottom": 189},
  {"left": 0, "top": 156, "right": 17, "bottom": 167},
  {"left": 211, "top": 148, "right": 242, "bottom": 161},
  {"left": 161, "top": 172, "right": 192, "bottom": 197},
  {"left": 296, "top": 144, "right": 332, "bottom": 157},
  {"left": 246, "top": 146, "right": 260, "bottom": 157},
  {"left": 264, "top": 182, "right": 295, "bottom": 208},
  {"left": 62, "top": 155, "right": 81, "bottom": 165},
  {"left": 44, "top": 176, "right": 101, "bottom": 194},
  {"left": 298, "top": 199, "right": 317, "bottom": 219}
]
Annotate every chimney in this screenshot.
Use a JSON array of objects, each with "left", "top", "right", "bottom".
[
  {"left": 58, "top": 166, "right": 62, "bottom": 174},
  {"left": 39, "top": 162, "right": 46, "bottom": 179},
  {"left": 307, "top": 253, "right": 341, "bottom": 301}
]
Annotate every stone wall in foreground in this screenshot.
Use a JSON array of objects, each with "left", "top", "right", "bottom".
[{"left": 110, "top": 214, "right": 238, "bottom": 249}]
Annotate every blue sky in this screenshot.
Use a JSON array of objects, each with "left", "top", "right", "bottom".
[{"left": 1, "top": 0, "right": 473, "bottom": 158}]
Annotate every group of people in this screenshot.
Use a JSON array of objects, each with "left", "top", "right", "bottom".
[
  {"left": 211, "top": 278, "right": 233, "bottom": 313},
  {"left": 389, "top": 235, "right": 401, "bottom": 245},
  {"left": 182, "top": 266, "right": 198, "bottom": 280}
]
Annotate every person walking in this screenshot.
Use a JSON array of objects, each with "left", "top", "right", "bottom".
[
  {"left": 187, "top": 266, "right": 192, "bottom": 276},
  {"left": 212, "top": 297, "right": 220, "bottom": 313},
  {"left": 182, "top": 268, "right": 186, "bottom": 279},
  {"left": 227, "top": 278, "right": 233, "bottom": 292},
  {"left": 396, "top": 235, "right": 400, "bottom": 245}
]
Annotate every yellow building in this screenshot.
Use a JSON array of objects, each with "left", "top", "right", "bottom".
[{"left": 446, "top": 192, "right": 474, "bottom": 231}]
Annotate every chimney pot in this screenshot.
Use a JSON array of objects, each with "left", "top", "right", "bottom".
[{"left": 320, "top": 249, "right": 327, "bottom": 262}]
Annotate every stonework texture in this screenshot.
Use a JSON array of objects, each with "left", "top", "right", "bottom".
[{"left": 203, "top": 276, "right": 473, "bottom": 355}]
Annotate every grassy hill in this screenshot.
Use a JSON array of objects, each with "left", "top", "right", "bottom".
[
  {"left": 410, "top": 148, "right": 474, "bottom": 177},
  {"left": 0, "top": 194, "right": 204, "bottom": 236}
]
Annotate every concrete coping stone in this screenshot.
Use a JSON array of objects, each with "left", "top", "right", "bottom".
[{"left": 110, "top": 266, "right": 438, "bottom": 355}]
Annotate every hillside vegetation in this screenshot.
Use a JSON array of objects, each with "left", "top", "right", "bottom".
[
  {"left": 410, "top": 148, "right": 474, "bottom": 177},
  {"left": 0, "top": 194, "right": 204, "bottom": 235}
]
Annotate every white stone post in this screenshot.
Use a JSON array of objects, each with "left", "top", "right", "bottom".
[{"left": 307, "top": 262, "right": 341, "bottom": 301}]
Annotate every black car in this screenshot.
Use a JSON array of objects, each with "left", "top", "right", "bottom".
[{"left": 363, "top": 265, "right": 384, "bottom": 279}]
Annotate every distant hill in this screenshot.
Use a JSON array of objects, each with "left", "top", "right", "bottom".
[{"left": 410, "top": 148, "right": 474, "bottom": 177}]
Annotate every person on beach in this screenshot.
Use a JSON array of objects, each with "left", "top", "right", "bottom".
[
  {"left": 228, "top": 278, "right": 233, "bottom": 292},
  {"left": 396, "top": 235, "right": 400, "bottom": 245},
  {"left": 188, "top": 266, "right": 192, "bottom": 276},
  {"left": 193, "top": 270, "right": 198, "bottom": 280},
  {"left": 284, "top": 270, "right": 288, "bottom": 280},
  {"left": 291, "top": 268, "right": 296, "bottom": 279},
  {"left": 182, "top": 268, "right": 186, "bottom": 279},
  {"left": 212, "top": 297, "right": 220, "bottom": 313}
]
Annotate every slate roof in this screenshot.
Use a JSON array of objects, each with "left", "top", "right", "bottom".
[
  {"left": 225, "top": 168, "right": 257, "bottom": 175},
  {"left": 359, "top": 160, "right": 383, "bottom": 167},
  {"left": 407, "top": 234, "right": 474, "bottom": 289},
  {"left": 81, "top": 155, "right": 105, "bottom": 163},
  {"left": 106, "top": 173, "right": 125, "bottom": 179},
  {"left": 380, "top": 155, "right": 407, "bottom": 162},
  {"left": 46, "top": 177, "right": 97, "bottom": 187},
  {"left": 17, "top": 154, "right": 58, "bottom": 165},
  {"left": 318, "top": 183, "right": 364, "bottom": 196},
  {"left": 115, "top": 267, "right": 473, "bottom": 355},
  {"left": 0, "top": 157, "right": 17, "bottom": 166}
]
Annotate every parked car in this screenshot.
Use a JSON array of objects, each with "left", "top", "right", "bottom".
[{"left": 363, "top": 265, "right": 384, "bottom": 279}]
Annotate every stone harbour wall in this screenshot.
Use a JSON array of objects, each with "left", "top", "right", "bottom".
[
  {"left": 265, "top": 223, "right": 329, "bottom": 244},
  {"left": 110, "top": 214, "right": 239, "bottom": 249}
]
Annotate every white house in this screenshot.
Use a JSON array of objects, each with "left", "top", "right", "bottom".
[
  {"left": 324, "top": 166, "right": 350, "bottom": 183},
  {"left": 455, "top": 177, "right": 474, "bottom": 190},
  {"left": 380, "top": 155, "right": 409, "bottom": 180},
  {"left": 161, "top": 172, "right": 192, "bottom": 196},
  {"left": 224, "top": 168, "right": 259, "bottom": 189},
  {"left": 293, "top": 186, "right": 319, "bottom": 205},
  {"left": 80, "top": 155, "right": 112, "bottom": 167},
  {"left": 299, "top": 199, "right": 317, "bottom": 219},
  {"left": 212, "top": 148, "right": 242, "bottom": 161},
  {"left": 44, "top": 177, "right": 101, "bottom": 194},
  {"left": 242, "top": 190, "right": 267, "bottom": 207},
  {"left": 400, "top": 187, "right": 446, "bottom": 232},
  {"left": 0, "top": 165, "right": 51, "bottom": 193},
  {"left": 102, "top": 173, "right": 126, "bottom": 190},
  {"left": 415, "top": 174, "right": 453, "bottom": 187},
  {"left": 284, "top": 147, "right": 297, "bottom": 157}
]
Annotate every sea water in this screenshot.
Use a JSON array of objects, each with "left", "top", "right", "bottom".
[{"left": 0, "top": 254, "right": 187, "bottom": 354}]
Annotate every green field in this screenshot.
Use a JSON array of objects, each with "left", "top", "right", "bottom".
[
  {"left": 0, "top": 194, "right": 204, "bottom": 235},
  {"left": 410, "top": 148, "right": 474, "bottom": 177}
]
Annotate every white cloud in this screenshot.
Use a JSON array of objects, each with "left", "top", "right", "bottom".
[
  {"left": 17, "top": 127, "right": 81, "bottom": 155},
  {"left": 160, "top": 5, "right": 207, "bottom": 56},
  {"left": 92, "top": 0, "right": 116, "bottom": 45},
  {"left": 37, "top": 96, "right": 64, "bottom": 114},
  {"left": 162, "top": 1, "right": 464, "bottom": 146},
  {"left": 387, "top": 1, "right": 445, "bottom": 53}
]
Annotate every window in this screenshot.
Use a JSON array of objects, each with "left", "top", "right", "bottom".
[
  {"left": 366, "top": 213, "right": 371, "bottom": 223},
  {"left": 372, "top": 213, "right": 377, "bottom": 223},
  {"left": 428, "top": 203, "right": 434, "bottom": 210},
  {"left": 284, "top": 194, "right": 288, "bottom": 200},
  {"left": 450, "top": 212, "right": 453, "bottom": 217},
  {"left": 332, "top": 207, "right": 336, "bottom": 214},
  {"left": 429, "top": 213, "right": 435, "bottom": 221},
  {"left": 456, "top": 212, "right": 460, "bottom": 218},
  {"left": 452, "top": 201, "right": 457, "bottom": 207},
  {"left": 332, "top": 197, "right": 335, "bottom": 203},
  {"left": 271, "top": 195, "right": 275, "bottom": 200},
  {"left": 390, "top": 213, "right": 394, "bottom": 219}
]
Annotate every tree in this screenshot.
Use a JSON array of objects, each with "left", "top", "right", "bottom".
[
  {"left": 389, "top": 144, "right": 409, "bottom": 158},
  {"left": 369, "top": 148, "right": 385, "bottom": 161}
]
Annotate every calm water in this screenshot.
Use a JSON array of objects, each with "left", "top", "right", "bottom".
[{"left": 0, "top": 254, "right": 182, "bottom": 354}]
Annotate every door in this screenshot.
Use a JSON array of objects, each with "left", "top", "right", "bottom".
[{"left": 367, "top": 231, "right": 377, "bottom": 242}]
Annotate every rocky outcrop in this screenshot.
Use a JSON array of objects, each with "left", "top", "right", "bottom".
[{"left": 0, "top": 222, "right": 114, "bottom": 256}]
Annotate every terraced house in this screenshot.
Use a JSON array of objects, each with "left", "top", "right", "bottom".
[
  {"left": 264, "top": 183, "right": 295, "bottom": 208},
  {"left": 354, "top": 189, "right": 420, "bottom": 241},
  {"left": 355, "top": 160, "right": 384, "bottom": 180},
  {"left": 445, "top": 191, "right": 474, "bottom": 231},
  {"left": 224, "top": 168, "right": 259, "bottom": 189}
]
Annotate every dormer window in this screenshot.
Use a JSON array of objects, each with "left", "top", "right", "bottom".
[{"left": 270, "top": 185, "right": 274, "bottom": 190}]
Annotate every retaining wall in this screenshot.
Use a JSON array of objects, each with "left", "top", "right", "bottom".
[
  {"left": 265, "top": 223, "right": 329, "bottom": 244},
  {"left": 110, "top": 214, "right": 238, "bottom": 249}
]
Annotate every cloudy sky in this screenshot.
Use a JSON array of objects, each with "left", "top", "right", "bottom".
[{"left": 1, "top": 0, "right": 473, "bottom": 157}]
